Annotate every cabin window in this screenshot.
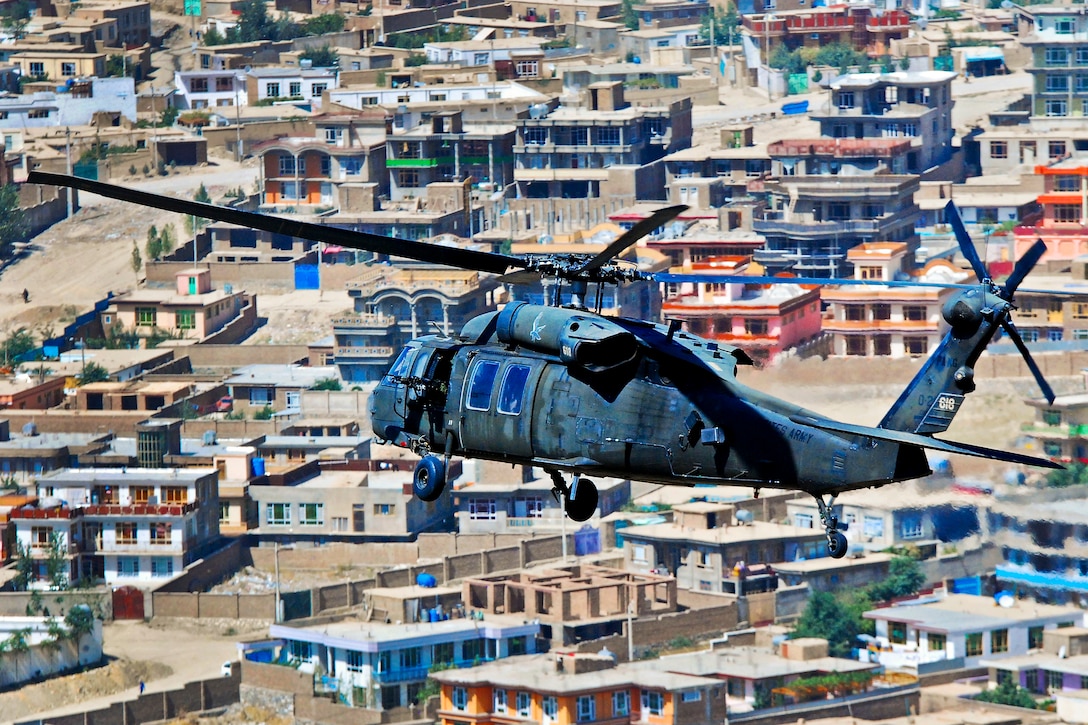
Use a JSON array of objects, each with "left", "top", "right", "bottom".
[
  {"left": 467, "top": 359, "right": 500, "bottom": 411},
  {"left": 497, "top": 364, "right": 531, "bottom": 415}
]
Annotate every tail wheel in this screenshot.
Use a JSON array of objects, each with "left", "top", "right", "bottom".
[
  {"left": 827, "top": 531, "right": 848, "bottom": 559},
  {"left": 564, "top": 478, "right": 599, "bottom": 522},
  {"left": 413, "top": 455, "right": 446, "bottom": 502}
]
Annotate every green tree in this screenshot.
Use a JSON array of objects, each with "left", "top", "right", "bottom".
[
  {"left": 203, "top": 25, "right": 226, "bottom": 45},
  {"left": 64, "top": 605, "right": 96, "bottom": 640},
  {"left": 698, "top": 3, "right": 739, "bottom": 46},
  {"left": 159, "top": 105, "right": 179, "bottom": 127},
  {"left": 792, "top": 590, "right": 866, "bottom": 658},
  {"left": 621, "top": 0, "right": 639, "bottom": 30},
  {"left": 301, "top": 44, "right": 340, "bottom": 67},
  {"left": 254, "top": 405, "right": 275, "bottom": 420},
  {"left": 1, "top": 327, "right": 35, "bottom": 366},
  {"left": 302, "top": 13, "right": 345, "bottom": 35},
  {"left": 146, "top": 224, "right": 164, "bottom": 261},
  {"left": 0, "top": 627, "right": 31, "bottom": 681},
  {"left": 866, "top": 556, "right": 925, "bottom": 603},
  {"left": 976, "top": 680, "right": 1038, "bottom": 709},
  {"left": 0, "top": 0, "right": 32, "bottom": 38},
  {"left": 44, "top": 531, "right": 69, "bottom": 590},
  {"left": 160, "top": 223, "right": 176, "bottom": 255},
  {"left": 186, "top": 185, "right": 210, "bottom": 234},
  {"left": 131, "top": 241, "right": 142, "bottom": 276},
  {"left": 1047, "top": 461, "right": 1088, "bottom": 487},
  {"left": 312, "top": 377, "right": 342, "bottom": 391},
  {"left": 0, "top": 184, "right": 29, "bottom": 256},
  {"left": 12, "top": 540, "right": 34, "bottom": 591},
  {"left": 77, "top": 361, "right": 110, "bottom": 385},
  {"left": 105, "top": 54, "right": 133, "bottom": 78}
]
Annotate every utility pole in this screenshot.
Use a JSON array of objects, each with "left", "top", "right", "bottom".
[{"left": 64, "top": 127, "right": 73, "bottom": 218}]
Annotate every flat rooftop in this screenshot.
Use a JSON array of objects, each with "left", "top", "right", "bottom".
[
  {"left": 621, "top": 520, "right": 825, "bottom": 545},
  {"left": 865, "top": 594, "right": 1084, "bottom": 631},
  {"left": 270, "top": 613, "right": 538, "bottom": 648}
]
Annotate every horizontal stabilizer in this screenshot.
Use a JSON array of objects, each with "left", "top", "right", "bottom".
[{"left": 789, "top": 415, "right": 1063, "bottom": 470}]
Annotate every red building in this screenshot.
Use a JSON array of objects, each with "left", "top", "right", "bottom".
[{"left": 1015, "top": 163, "right": 1088, "bottom": 263}]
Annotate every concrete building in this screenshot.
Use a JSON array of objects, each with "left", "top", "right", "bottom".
[
  {"left": 266, "top": 614, "right": 541, "bottom": 710},
  {"left": 621, "top": 503, "right": 827, "bottom": 594},
  {"left": 71, "top": 0, "right": 152, "bottom": 48},
  {"left": 101, "top": 269, "right": 255, "bottom": 343},
  {"left": 14, "top": 467, "right": 220, "bottom": 586},
  {"left": 333, "top": 265, "right": 501, "bottom": 383},
  {"left": 432, "top": 650, "right": 726, "bottom": 725},
  {"left": 981, "top": 627, "right": 1088, "bottom": 695},
  {"left": 810, "top": 71, "right": 957, "bottom": 174},
  {"left": 1013, "top": 163, "right": 1088, "bottom": 266},
  {"left": 1018, "top": 4, "right": 1088, "bottom": 122},
  {"left": 248, "top": 465, "right": 454, "bottom": 541},
  {"left": 864, "top": 594, "right": 1085, "bottom": 670},
  {"left": 224, "top": 364, "right": 341, "bottom": 415},
  {"left": 821, "top": 243, "right": 968, "bottom": 358},
  {"left": 246, "top": 66, "right": 338, "bottom": 107},
  {"left": 0, "top": 614, "right": 103, "bottom": 688},
  {"left": 422, "top": 36, "right": 549, "bottom": 66},
  {"left": 1022, "top": 388, "right": 1088, "bottom": 461},
  {"left": 774, "top": 552, "right": 895, "bottom": 593},
  {"left": 0, "top": 77, "right": 137, "bottom": 129},
  {"left": 174, "top": 69, "right": 246, "bottom": 111}
]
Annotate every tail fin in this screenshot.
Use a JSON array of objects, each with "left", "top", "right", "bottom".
[{"left": 878, "top": 311, "right": 995, "bottom": 434}]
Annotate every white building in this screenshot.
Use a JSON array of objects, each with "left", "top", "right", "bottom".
[
  {"left": 0, "top": 614, "right": 103, "bottom": 688},
  {"left": 864, "top": 594, "right": 1085, "bottom": 671},
  {"left": 13, "top": 468, "right": 220, "bottom": 587},
  {"left": 422, "top": 37, "right": 548, "bottom": 65},
  {"left": 0, "top": 77, "right": 137, "bottom": 128},
  {"left": 326, "top": 80, "right": 547, "bottom": 113},
  {"left": 173, "top": 69, "right": 246, "bottom": 111},
  {"left": 248, "top": 67, "right": 338, "bottom": 108},
  {"left": 266, "top": 614, "right": 541, "bottom": 710}
]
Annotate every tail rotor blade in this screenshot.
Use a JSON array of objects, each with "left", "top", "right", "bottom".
[
  {"left": 945, "top": 200, "right": 989, "bottom": 282},
  {"left": 1003, "top": 239, "right": 1047, "bottom": 299},
  {"left": 1000, "top": 318, "right": 1056, "bottom": 404}
]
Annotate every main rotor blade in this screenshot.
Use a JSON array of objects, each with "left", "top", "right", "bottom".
[
  {"left": 655, "top": 273, "right": 981, "bottom": 291},
  {"left": 1002, "top": 239, "right": 1047, "bottom": 300},
  {"left": 575, "top": 204, "right": 687, "bottom": 274},
  {"left": 28, "top": 172, "right": 523, "bottom": 275},
  {"left": 945, "top": 200, "right": 989, "bottom": 283},
  {"left": 1000, "top": 318, "right": 1056, "bottom": 405}
]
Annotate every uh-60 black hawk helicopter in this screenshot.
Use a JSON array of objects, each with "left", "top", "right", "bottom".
[{"left": 32, "top": 171, "right": 1063, "bottom": 558}]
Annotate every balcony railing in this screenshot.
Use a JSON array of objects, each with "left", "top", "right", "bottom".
[{"left": 753, "top": 217, "right": 881, "bottom": 236}]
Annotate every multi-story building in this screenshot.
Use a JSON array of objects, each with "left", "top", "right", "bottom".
[
  {"left": 661, "top": 267, "right": 822, "bottom": 364},
  {"left": 386, "top": 111, "right": 515, "bottom": 201},
  {"left": 8, "top": 50, "right": 106, "bottom": 83},
  {"left": 1013, "top": 162, "right": 1088, "bottom": 265},
  {"left": 267, "top": 614, "right": 541, "bottom": 710},
  {"left": 13, "top": 467, "right": 220, "bottom": 586},
  {"left": 333, "top": 265, "right": 501, "bottom": 383},
  {"left": 1022, "top": 388, "right": 1088, "bottom": 461},
  {"left": 101, "top": 269, "right": 255, "bottom": 342},
  {"left": 821, "top": 242, "right": 967, "bottom": 358},
  {"left": 809, "top": 71, "right": 957, "bottom": 175},
  {"left": 432, "top": 650, "right": 726, "bottom": 725},
  {"left": 621, "top": 503, "right": 827, "bottom": 594},
  {"left": 422, "top": 37, "right": 549, "bottom": 66},
  {"left": 662, "top": 126, "right": 772, "bottom": 208},
  {"left": 510, "top": 82, "right": 691, "bottom": 235},
  {"left": 71, "top": 0, "right": 151, "bottom": 48},
  {"left": 864, "top": 593, "right": 1084, "bottom": 670},
  {"left": 223, "top": 364, "right": 341, "bottom": 415},
  {"left": 326, "top": 80, "right": 547, "bottom": 115},
  {"left": 742, "top": 7, "right": 910, "bottom": 70},
  {"left": 173, "top": 70, "right": 246, "bottom": 111},
  {"left": 245, "top": 66, "right": 337, "bottom": 109},
  {"left": 1018, "top": 5, "right": 1088, "bottom": 123}
]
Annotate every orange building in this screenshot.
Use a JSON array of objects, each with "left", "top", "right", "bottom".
[
  {"left": 433, "top": 651, "right": 726, "bottom": 725},
  {"left": 1015, "top": 163, "right": 1088, "bottom": 263}
]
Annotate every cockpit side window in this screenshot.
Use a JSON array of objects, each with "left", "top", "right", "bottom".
[
  {"left": 384, "top": 347, "right": 415, "bottom": 383},
  {"left": 466, "top": 360, "right": 500, "bottom": 411},
  {"left": 497, "top": 364, "right": 532, "bottom": 415}
]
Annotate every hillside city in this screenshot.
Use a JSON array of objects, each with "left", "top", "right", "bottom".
[{"left": 5, "top": 0, "right": 1088, "bottom": 723}]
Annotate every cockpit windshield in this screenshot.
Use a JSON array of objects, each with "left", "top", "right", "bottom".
[{"left": 383, "top": 346, "right": 416, "bottom": 384}]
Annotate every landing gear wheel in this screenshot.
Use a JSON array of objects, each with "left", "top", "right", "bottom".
[
  {"left": 564, "top": 477, "right": 599, "bottom": 522},
  {"left": 413, "top": 455, "right": 446, "bottom": 502},
  {"left": 827, "top": 531, "right": 848, "bottom": 559}
]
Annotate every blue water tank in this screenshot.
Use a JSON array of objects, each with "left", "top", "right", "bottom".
[
  {"left": 252, "top": 457, "right": 266, "bottom": 477},
  {"left": 416, "top": 572, "right": 437, "bottom": 588}
]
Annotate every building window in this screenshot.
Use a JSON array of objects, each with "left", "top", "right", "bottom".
[
  {"left": 1030, "top": 626, "right": 1045, "bottom": 649},
  {"left": 1055, "top": 204, "right": 1080, "bottom": 222},
  {"left": 61, "top": 62, "right": 76, "bottom": 77},
  {"left": 28, "top": 61, "right": 44, "bottom": 76},
  {"left": 373, "top": 503, "right": 395, "bottom": 516},
  {"left": 515, "top": 59, "right": 539, "bottom": 76},
  {"left": 279, "top": 153, "right": 296, "bottom": 176},
  {"left": 900, "top": 513, "right": 923, "bottom": 539},
  {"left": 1047, "top": 48, "right": 1071, "bottom": 66},
  {"left": 524, "top": 127, "right": 547, "bottom": 145},
  {"left": 289, "top": 81, "right": 301, "bottom": 97},
  {"left": 137, "top": 307, "right": 157, "bottom": 326},
  {"left": 175, "top": 309, "right": 196, "bottom": 330},
  {"left": 992, "top": 628, "right": 1009, "bottom": 654},
  {"left": 1048, "top": 669, "right": 1063, "bottom": 692},
  {"left": 890, "top": 621, "right": 908, "bottom": 644},
  {"left": 596, "top": 127, "right": 621, "bottom": 145},
  {"left": 845, "top": 305, "right": 866, "bottom": 321},
  {"left": 469, "top": 499, "right": 497, "bottom": 520},
  {"left": 543, "top": 695, "right": 558, "bottom": 721},
  {"left": 1047, "top": 75, "right": 1070, "bottom": 93},
  {"left": 116, "top": 556, "right": 139, "bottom": 576},
  {"left": 846, "top": 337, "right": 867, "bottom": 356},
  {"left": 248, "top": 387, "right": 273, "bottom": 405},
  {"left": 745, "top": 318, "right": 768, "bottom": 336},
  {"left": 452, "top": 687, "right": 468, "bottom": 710},
  {"left": 1057, "top": 175, "right": 1080, "bottom": 192},
  {"left": 517, "top": 691, "right": 531, "bottom": 717},
  {"left": 903, "top": 305, "right": 926, "bottom": 321},
  {"left": 299, "top": 502, "right": 324, "bottom": 525},
  {"left": 682, "top": 690, "right": 702, "bottom": 702},
  {"left": 965, "top": 632, "right": 983, "bottom": 657},
  {"left": 267, "top": 502, "right": 291, "bottom": 526},
  {"left": 116, "top": 521, "right": 137, "bottom": 544},
  {"left": 1057, "top": 18, "right": 1075, "bottom": 34},
  {"left": 346, "top": 650, "right": 364, "bottom": 672},
  {"left": 311, "top": 83, "right": 326, "bottom": 97},
  {"left": 266, "top": 82, "right": 280, "bottom": 98},
  {"left": 219, "top": 502, "right": 230, "bottom": 524},
  {"left": 151, "top": 557, "right": 173, "bottom": 576},
  {"left": 904, "top": 337, "right": 928, "bottom": 356},
  {"left": 31, "top": 526, "right": 50, "bottom": 547},
  {"left": 494, "top": 689, "right": 508, "bottom": 713},
  {"left": 613, "top": 690, "right": 629, "bottom": 716},
  {"left": 863, "top": 516, "right": 884, "bottom": 539},
  {"left": 1047, "top": 100, "right": 1069, "bottom": 117},
  {"left": 432, "top": 641, "right": 454, "bottom": 665},
  {"left": 837, "top": 91, "right": 855, "bottom": 109},
  {"left": 990, "top": 141, "right": 1007, "bottom": 159},
  {"left": 400, "top": 646, "right": 422, "bottom": 669},
  {"left": 1050, "top": 140, "right": 1068, "bottom": 158},
  {"left": 576, "top": 695, "right": 595, "bottom": 722},
  {"left": 149, "top": 522, "right": 171, "bottom": 545},
  {"left": 642, "top": 691, "right": 664, "bottom": 716},
  {"left": 929, "top": 632, "right": 946, "bottom": 651},
  {"left": 320, "top": 155, "right": 331, "bottom": 176}
]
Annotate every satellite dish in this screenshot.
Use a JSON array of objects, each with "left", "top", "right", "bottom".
[
  {"left": 1001, "top": 0, "right": 1013, "bottom": 7},
  {"left": 995, "top": 591, "right": 1015, "bottom": 608},
  {"left": 917, "top": 17, "right": 927, "bottom": 29}
]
